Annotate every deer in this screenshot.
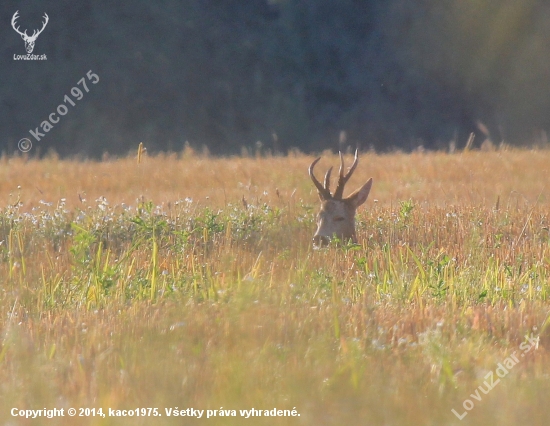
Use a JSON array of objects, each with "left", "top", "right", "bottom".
[
  {"left": 11, "top": 11, "right": 49, "bottom": 54},
  {"left": 309, "top": 150, "right": 373, "bottom": 247}
]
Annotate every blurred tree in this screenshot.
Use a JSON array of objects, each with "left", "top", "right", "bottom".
[{"left": 2, "top": 0, "right": 550, "bottom": 157}]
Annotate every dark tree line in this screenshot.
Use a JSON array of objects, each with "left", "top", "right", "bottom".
[{"left": 2, "top": 0, "right": 550, "bottom": 157}]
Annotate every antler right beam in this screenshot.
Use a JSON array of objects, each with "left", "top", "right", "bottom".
[{"left": 333, "top": 149, "right": 359, "bottom": 199}]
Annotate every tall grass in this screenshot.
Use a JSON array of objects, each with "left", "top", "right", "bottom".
[{"left": 1, "top": 149, "right": 550, "bottom": 425}]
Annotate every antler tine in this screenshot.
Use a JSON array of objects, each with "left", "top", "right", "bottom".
[
  {"left": 323, "top": 166, "right": 333, "bottom": 194},
  {"left": 11, "top": 11, "right": 27, "bottom": 37},
  {"left": 333, "top": 149, "right": 359, "bottom": 199},
  {"left": 11, "top": 10, "right": 19, "bottom": 26},
  {"left": 39, "top": 13, "right": 49, "bottom": 32},
  {"left": 30, "top": 13, "right": 49, "bottom": 39},
  {"left": 309, "top": 157, "right": 331, "bottom": 200}
]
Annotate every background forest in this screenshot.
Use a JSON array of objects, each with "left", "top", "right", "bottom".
[{"left": 2, "top": 0, "right": 550, "bottom": 156}]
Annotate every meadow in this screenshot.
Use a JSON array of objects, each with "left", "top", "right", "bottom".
[{"left": 0, "top": 148, "right": 549, "bottom": 425}]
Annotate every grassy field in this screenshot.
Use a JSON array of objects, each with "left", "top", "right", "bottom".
[{"left": 1, "top": 148, "right": 550, "bottom": 425}]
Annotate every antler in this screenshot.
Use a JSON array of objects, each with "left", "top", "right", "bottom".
[
  {"left": 29, "top": 13, "right": 49, "bottom": 40},
  {"left": 309, "top": 158, "right": 332, "bottom": 200},
  {"left": 323, "top": 166, "right": 333, "bottom": 194},
  {"left": 11, "top": 11, "right": 49, "bottom": 41},
  {"left": 333, "top": 149, "right": 359, "bottom": 199},
  {"left": 11, "top": 11, "right": 27, "bottom": 37}
]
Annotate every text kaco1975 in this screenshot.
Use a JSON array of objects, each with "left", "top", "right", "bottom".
[{"left": 18, "top": 70, "right": 99, "bottom": 153}]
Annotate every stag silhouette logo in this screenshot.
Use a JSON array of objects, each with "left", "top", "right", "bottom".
[{"left": 11, "top": 11, "right": 49, "bottom": 54}]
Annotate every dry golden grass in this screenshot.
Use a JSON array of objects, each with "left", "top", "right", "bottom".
[
  {"left": 1, "top": 149, "right": 550, "bottom": 425},
  {"left": 1, "top": 148, "right": 549, "bottom": 209}
]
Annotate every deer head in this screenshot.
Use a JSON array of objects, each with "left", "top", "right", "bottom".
[
  {"left": 11, "top": 11, "right": 49, "bottom": 54},
  {"left": 309, "top": 150, "right": 373, "bottom": 247}
]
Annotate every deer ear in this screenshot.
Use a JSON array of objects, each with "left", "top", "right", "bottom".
[{"left": 346, "top": 178, "right": 372, "bottom": 208}]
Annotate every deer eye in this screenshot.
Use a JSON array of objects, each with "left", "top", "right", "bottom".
[{"left": 334, "top": 216, "right": 345, "bottom": 222}]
